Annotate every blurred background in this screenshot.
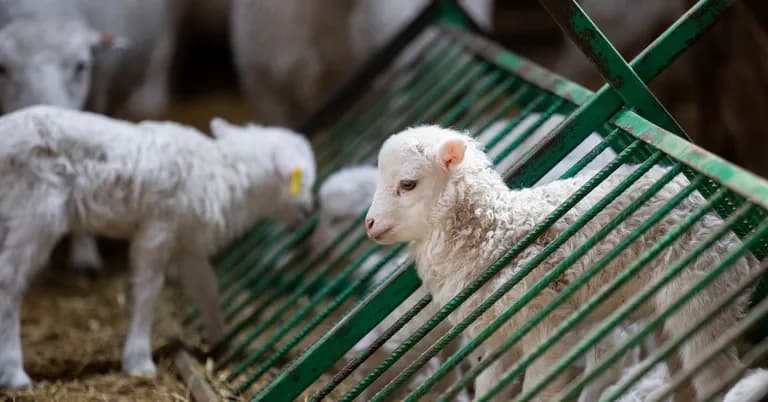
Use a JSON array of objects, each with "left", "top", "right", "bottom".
[{"left": 155, "top": 0, "right": 767, "bottom": 177}]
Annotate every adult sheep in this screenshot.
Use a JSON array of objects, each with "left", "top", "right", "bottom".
[
  {"left": 0, "top": 0, "right": 182, "bottom": 276},
  {"left": 229, "top": 0, "right": 493, "bottom": 127},
  {"left": 364, "top": 125, "right": 760, "bottom": 401},
  {"left": 0, "top": 105, "right": 316, "bottom": 389}
]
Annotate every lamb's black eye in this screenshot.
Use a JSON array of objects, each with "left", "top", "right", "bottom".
[
  {"left": 0, "top": 64, "right": 8, "bottom": 77},
  {"left": 73, "top": 60, "right": 88, "bottom": 77},
  {"left": 399, "top": 179, "right": 417, "bottom": 192}
]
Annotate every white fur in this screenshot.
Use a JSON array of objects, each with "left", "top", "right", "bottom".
[
  {"left": 0, "top": 105, "right": 316, "bottom": 389},
  {"left": 723, "top": 368, "right": 768, "bottom": 402},
  {"left": 365, "top": 125, "right": 759, "bottom": 401},
  {"left": 0, "top": 0, "right": 181, "bottom": 275},
  {"left": 229, "top": 0, "right": 493, "bottom": 126}
]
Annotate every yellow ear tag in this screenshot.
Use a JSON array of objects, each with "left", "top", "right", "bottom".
[{"left": 289, "top": 168, "right": 303, "bottom": 196}]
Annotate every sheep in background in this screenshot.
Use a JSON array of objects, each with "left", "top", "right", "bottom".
[
  {"left": 723, "top": 368, "right": 768, "bottom": 402},
  {"left": 0, "top": 106, "right": 316, "bottom": 389},
  {"left": 230, "top": 0, "right": 493, "bottom": 127},
  {"left": 0, "top": 0, "right": 182, "bottom": 276},
  {"left": 365, "top": 126, "right": 760, "bottom": 401},
  {"left": 0, "top": 0, "right": 180, "bottom": 118}
]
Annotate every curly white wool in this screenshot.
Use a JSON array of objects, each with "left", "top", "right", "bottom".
[
  {"left": 365, "top": 125, "right": 760, "bottom": 401},
  {"left": 0, "top": 105, "right": 316, "bottom": 389}
]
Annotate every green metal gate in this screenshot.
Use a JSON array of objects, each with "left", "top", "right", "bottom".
[{"left": 190, "top": 0, "right": 768, "bottom": 400}]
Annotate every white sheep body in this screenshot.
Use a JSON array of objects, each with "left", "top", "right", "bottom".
[
  {"left": 365, "top": 126, "right": 759, "bottom": 401},
  {"left": 723, "top": 368, "right": 768, "bottom": 402},
  {"left": 0, "top": 105, "right": 316, "bottom": 389},
  {"left": 230, "top": 0, "right": 493, "bottom": 126}
]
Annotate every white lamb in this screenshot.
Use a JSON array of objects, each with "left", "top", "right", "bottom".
[
  {"left": 0, "top": 105, "right": 316, "bottom": 389},
  {"left": 0, "top": 0, "right": 182, "bottom": 276},
  {"left": 364, "top": 125, "right": 760, "bottom": 401},
  {"left": 723, "top": 368, "right": 768, "bottom": 402},
  {"left": 313, "top": 138, "right": 645, "bottom": 400}
]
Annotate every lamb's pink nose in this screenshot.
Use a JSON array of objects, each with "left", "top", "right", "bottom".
[{"left": 365, "top": 218, "right": 375, "bottom": 230}]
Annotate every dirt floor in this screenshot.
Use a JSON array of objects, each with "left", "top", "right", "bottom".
[{"left": 0, "top": 240, "right": 236, "bottom": 402}]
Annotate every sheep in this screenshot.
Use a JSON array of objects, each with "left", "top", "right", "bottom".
[
  {"left": 229, "top": 0, "right": 493, "bottom": 127},
  {"left": 0, "top": 105, "right": 316, "bottom": 389},
  {"left": 0, "top": 0, "right": 180, "bottom": 118},
  {"left": 364, "top": 125, "right": 760, "bottom": 401},
  {"left": 311, "top": 152, "right": 640, "bottom": 400},
  {"left": 0, "top": 0, "right": 182, "bottom": 276},
  {"left": 723, "top": 368, "right": 768, "bottom": 402}
]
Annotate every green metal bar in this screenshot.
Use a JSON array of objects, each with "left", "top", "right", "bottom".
[
  {"left": 612, "top": 112, "right": 768, "bottom": 212},
  {"left": 503, "top": 197, "right": 749, "bottom": 402},
  {"left": 453, "top": 76, "right": 519, "bottom": 130},
  {"left": 219, "top": 233, "right": 370, "bottom": 357},
  {"left": 213, "top": 213, "right": 368, "bottom": 355},
  {"left": 313, "top": 35, "right": 452, "bottom": 165},
  {"left": 603, "top": 259, "right": 768, "bottom": 402},
  {"left": 483, "top": 92, "right": 549, "bottom": 151},
  {"left": 434, "top": 159, "right": 687, "bottom": 402},
  {"left": 318, "top": 44, "right": 473, "bottom": 178},
  {"left": 497, "top": 0, "right": 733, "bottom": 188},
  {"left": 492, "top": 99, "right": 565, "bottom": 166},
  {"left": 251, "top": 264, "right": 422, "bottom": 402},
  {"left": 557, "top": 128, "right": 623, "bottom": 180},
  {"left": 228, "top": 243, "right": 385, "bottom": 382},
  {"left": 364, "top": 143, "right": 641, "bottom": 401},
  {"left": 309, "top": 294, "right": 434, "bottom": 402},
  {"left": 537, "top": 0, "right": 686, "bottom": 136},
  {"left": 219, "top": 217, "right": 316, "bottom": 310},
  {"left": 236, "top": 245, "right": 407, "bottom": 391}
]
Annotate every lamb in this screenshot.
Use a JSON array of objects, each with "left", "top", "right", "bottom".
[
  {"left": 0, "top": 0, "right": 182, "bottom": 276},
  {"left": 364, "top": 125, "right": 760, "bottom": 401},
  {"left": 723, "top": 368, "right": 768, "bottom": 402},
  {"left": 312, "top": 145, "right": 642, "bottom": 400},
  {"left": 0, "top": 105, "right": 316, "bottom": 389}
]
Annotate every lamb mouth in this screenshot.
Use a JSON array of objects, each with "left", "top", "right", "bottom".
[{"left": 368, "top": 227, "right": 393, "bottom": 241}]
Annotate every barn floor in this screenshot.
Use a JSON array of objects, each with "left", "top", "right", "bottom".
[{"left": 0, "top": 237, "right": 234, "bottom": 402}]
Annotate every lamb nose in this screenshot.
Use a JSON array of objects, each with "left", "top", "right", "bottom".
[{"left": 365, "top": 218, "right": 375, "bottom": 230}]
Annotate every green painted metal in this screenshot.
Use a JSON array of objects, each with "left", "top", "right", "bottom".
[
  {"left": 538, "top": 0, "right": 686, "bottom": 136},
  {"left": 190, "top": 1, "right": 768, "bottom": 401},
  {"left": 252, "top": 264, "right": 423, "bottom": 401}
]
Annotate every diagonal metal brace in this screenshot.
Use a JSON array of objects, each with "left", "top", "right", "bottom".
[{"left": 538, "top": 0, "right": 687, "bottom": 137}]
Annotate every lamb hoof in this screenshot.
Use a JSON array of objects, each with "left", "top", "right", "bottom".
[
  {"left": 77, "top": 264, "right": 101, "bottom": 279},
  {"left": 0, "top": 367, "right": 32, "bottom": 389},
  {"left": 122, "top": 357, "right": 157, "bottom": 377}
]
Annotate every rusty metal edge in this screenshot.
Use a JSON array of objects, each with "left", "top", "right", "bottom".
[{"left": 613, "top": 110, "right": 768, "bottom": 212}]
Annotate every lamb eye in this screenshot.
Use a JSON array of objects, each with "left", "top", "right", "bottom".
[
  {"left": 73, "top": 61, "right": 88, "bottom": 77},
  {"left": 0, "top": 64, "right": 8, "bottom": 77},
  {"left": 399, "top": 179, "right": 417, "bottom": 191}
]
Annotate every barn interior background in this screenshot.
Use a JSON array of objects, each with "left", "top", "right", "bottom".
[{"left": 2, "top": 0, "right": 767, "bottom": 401}]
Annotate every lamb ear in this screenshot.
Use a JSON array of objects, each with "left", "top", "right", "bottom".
[
  {"left": 436, "top": 138, "right": 467, "bottom": 171},
  {"left": 89, "top": 31, "right": 129, "bottom": 52},
  {"left": 210, "top": 117, "right": 235, "bottom": 139}
]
